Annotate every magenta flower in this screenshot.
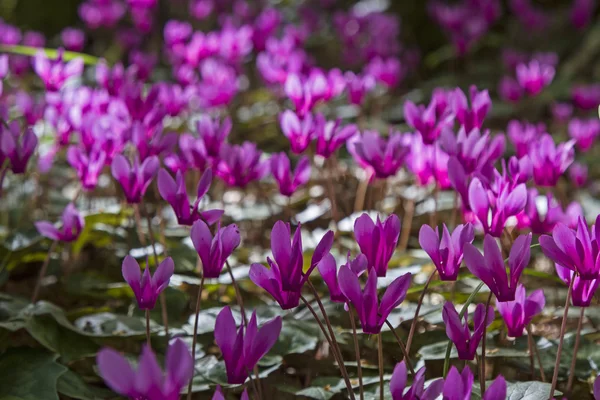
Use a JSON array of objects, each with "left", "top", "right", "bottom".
[
  {"left": 442, "top": 302, "right": 494, "bottom": 360},
  {"left": 404, "top": 98, "right": 454, "bottom": 144},
  {"left": 569, "top": 162, "right": 588, "bottom": 188},
  {"left": 79, "top": 0, "right": 125, "bottom": 29},
  {"left": 131, "top": 123, "right": 177, "bottom": 161},
  {"left": 450, "top": 86, "right": 491, "bottom": 132},
  {"left": 284, "top": 73, "right": 328, "bottom": 116},
  {"left": 572, "top": 84, "right": 600, "bottom": 110},
  {"left": 66, "top": 145, "right": 107, "bottom": 191},
  {"left": 122, "top": 255, "right": 173, "bottom": 310},
  {"left": 540, "top": 215, "right": 600, "bottom": 280},
  {"left": 390, "top": 361, "right": 443, "bottom": 400},
  {"left": 314, "top": 115, "right": 358, "bottom": 159},
  {"left": 419, "top": 223, "right": 474, "bottom": 281},
  {"left": 568, "top": 118, "right": 600, "bottom": 152},
  {"left": 270, "top": 153, "right": 311, "bottom": 197},
  {"left": 35, "top": 203, "right": 84, "bottom": 243},
  {"left": 365, "top": 56, "right": 403, "bottom": 88},
  {"left": 556, "top": 264, "right": 600, "bottom": 307},
  {"left": 351, "top": 130, "right": 409, "bottom": 179},
  {"left": 518, "top": 189, "right": 582, "bottom": 234},
  {"left": 97, "top": 339, "right": 192, "bottom": 400},
  {"left": 552, "top": 102, "right": 574, "bottom": 123},
  {"left": 498, "top": 76, "right": 523, "bottom": 103},
  {"left": 216, "top": 142, "right": 269, "bottom": 188},
  {"left": 280, "top": 110, "right": 315, "bottom": 154},
  {"left": 507, "top": 120, "right": 544, "bottom": 158},
  {"left": 212, "top": 386, "right": 249, "bottom": 400},
  {"left": 529, "top": 134, "right": 575, "bottom": 187},
  {"left": 111, "top": 155, "right": 159, "bottom": 204},
  {"left": 440, "top": 127, "right": 505, "bottom": 175},
  {"left": 157, "top": 168, "right": 223, "bottom": 226},
  {"left": 164, "top": 20, "right": 192, "bottom": 47},
  {"left": 215, "top": 307, "right": 282, "bottom": 384},
  {"left": 339, "top": 266, "right": 411, "bottom": 334},
  {"left": 190, "top": 220, "right": 240, "bottom": 279},
  {"left": 464, "top": 233, "right": 532, "bottom": 301},
  {"left": 345, "top": 71, "right": 375, "bottom": 105},
  {"left": 33, "top": 49, "right": 84, "bottom": 92},
  {"left": 354, "top": 213, "right": 400, "bottom": 277},
  {"left": 516, "top": 60, "right": 555, "bottom": 96},
  {"left": 496, "top": 284, "right": 545, "bottom": 337},
  {"left": 250, "top": 221, "right": 334, "bottom": 310},
  {"left": 196, "top": 115, "right": 231, "bottom": 160},
  {"left": 443, "top": 366, "right": 506, "bottom": 400},
  {"left": 571, "top": 0, "right": 596, "bottom": 28},
  {"left": 405, "top": 134, "right": 451, "bottom": 188},
  {"left": 178, "top": 133, "right": 210, "bottom": 171},
  {"left": 317, "top": 252, "right": 367, "bottom": 303},
  {"left": 1, "top": 122, "right": 38, "bottom": 174},
  {"left": 61, "top": 28, "right": 85, "bottom": 52}
]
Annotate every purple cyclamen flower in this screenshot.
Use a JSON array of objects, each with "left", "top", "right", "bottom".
[
  {"left": 443, "top": 366, "right": 506, "bottom": 400},
  {"left": 451, "top": 85, "right": 491, "bottom": 132},
  {"left": 468, "top": 177, "right": 527, "bottom": 237},
  {"left": 212, "top": 386, "right": 249, "bottom": 400},
  {"left": 280, "top": 110, "right": 315, "bottom": 154},
  {"left": 568, "top": 118, "right": 600, "bottom": 152},
  {"left": 216, "top": 142, "right": 269, "bottom": 188},
  {"left": 572, "top": 84, "right": 600, "bottom": 110},
  {"left": 215, "top": 307, "right": 282, "bottom": 384},
  {"left": 250, "top": 221, "right": 334, "bottom": 310},
  {"left": 345, "top": 71, "right": 375, "bottom": 105},
  {"left": 66, "top": 145, "right": 107, "bottom": 191},
  {"left": 33, "top": 49, "right": 84, "bottom": 92},
  {"left": 97, "top": 339, "right": 192, "bottom": 400},
  {"left": 540, "top": 215, "right": 600, "bottom": 280},
  {"left": 35, "top": 203, "right": 84, "bottom": 243},
  {"left": 442, "top": 302, "right": 494, "bottom": 360},
  {"left": 61, "top": 28, "right": 86, "bottom": 52},
  {"left": 552, "top": 102, "right": 573, "bottom": 123},
  {"left": 365, "top": 56, "right": 403, "bottom": 88},
  {"left": 440, "top": 127, "right": 505, "bottom": 176},
  {"left": 354, "top": 213, "right": 401, "bottom": 277},
  {"left": 317, "top": 252, "right": 368, "bottom": 303},
  {"left": 390, "top": 361, "right": 443, "bottom": 400},
  {"left": 190, "top": 220, "right": 240, "bottom": 278},
  {"left": 314, "top": 115, "right": 358, "bottom": 159},
  {"left": 164, "top": 20, "right": 192, "bottom": 46},
  {"left": 518, "top": 189, "right": 581, "bottom": 234},
  {"left": 196, "top": 115, "right": 231, "bottom": 160},
  {"left": 419, "top": 223, "right": 475, "bottom": 281},
  {"left": 464, "top": 233, "right": 532, "bottom": 301},
  {"left": 131, "top": 123, "right": 177, "bottom": 161},
  {"left": 507, "top": 120, "right": 544, "bottom": 158},
  {"left": 404, "top": 98, "right": 454, "bottom": 144},
  {"left": 284, "top": 73, "right": 328, "bottom": 116},
  {"left": 178, "top": 133, "right": 210, "bottom": 171},
  {"left": 1, "top": 122, "right": 38, "bottom": 174},
  {"left": 496, "top": 284, "right": 545, "bottom": 337},
  {"left": 0, "top": 54, "right": 8, "bottom": 95},
  {"left": 498, "top": 76, "right": 523, "bottom": 103},
  {"left": 516, "top": 60, "right": 555, "bottom": 96},
  {"left": 556, "top": 264, "right": 600, "bottom": 307},
  {"left": 405, "top": 134, "right": 451, "bottom": 188},
  {"left": 111, "top": 155, "right": 159, "bottom": 204},
  {"left": 571, "top": 0, "right": 596, "bottom": 28},
  {"left": 352, "top": 130, "right": 409, "bottom": 179},
  {"left": 529, "top": 134, "right": 575, "bottom": 187},
  {"left": 270, "top": 153, "right": 311, "bottom": 197},
  {"left": 339, "top": 266, "right": 411, "bottom": 334},
  {"left": 569, "top": 162, "right": 588, "bottom": 188},
  {"left": 157, "top": 168, "right": 223, "bottom": 226},
  {"left": 122, "top": 255, "right": 173, "bottom": 310}
]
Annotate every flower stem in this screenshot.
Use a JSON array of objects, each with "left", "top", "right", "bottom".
[
  {"left": 398, "top": 198, "right": 415, "bottom": 252},
  {"left": 480, "top": 292, "right": 493, "bottom": 396},
  {"left": 225, "top": 260, "right": 247, "bottom": 326},
  {"left": 384, "top": 319, "right": 415, "bottom": 375},
  {"left": 349, "top": 307, "right": 364, "bottom": 400},
  {"left": 145, "top": 309, "right": 151, "bottom": 348},
  {"left": 526, "top": 325, "right": 546, "bottom": 382},
  {"left": 300, "top": 295, "right": 355, "bottom": 400},
  {"left": 31, "top": 240, "right": 58, "bottom": 303},
  {"left": 443, "top": 281, "right": 485, "bottom": 377},
  {"left": 187, "top": 275, "right": 205, "bottom": 400},
  {"left": 325, "top": 158, "right": 339, "bottom": 222},
  {"left": 353, "top": 175, "right": 369, "bottom": 213},
  {"left": 527, "top": 324, "right": 535, "bottom": 379},
  {"left": 378, "top": 333, "right": 384, "bottom": 400},
  {"left": 406, "top": 270, "right": 436, "bottom": 354},
  {"left": 549, "top": 277, "right": 575, "bottom": 400},
  {"left": 566, "top": 307, "right": 585, "bottom": 395}
]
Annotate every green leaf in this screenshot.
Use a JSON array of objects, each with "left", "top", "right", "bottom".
[
  {"left": 295, "top": 387, "right": 335, "bottom": 400},
  {"left": 57, "top": 369, "right": 114, "bottom": 400},
  {"left": 505, "top": 381, "right": 560, "bottom": 400},
  {"left": 0, "top": 347, "right": 67, "bottom": 400}
]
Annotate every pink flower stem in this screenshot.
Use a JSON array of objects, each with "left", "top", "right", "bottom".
[
  {"left": 526, "top": 325, "right": 546, "bottom": 382},
  {"left": 349, "top": 307, "right": 364, "bottom": 400},
  {"left": 187, "top": 275, "right": 205, "bottom": 400},
  {"left": 378, "top": 333, "right": 384, "bottom": 400},
  {"left": 549, "top": 277, "right": 575, "bottom": 400},
  {"left": 480, "top": 292, "right": 493, "bottom": 396},
  {"left": 384, "top": 319, "right": 415, "bottom": 375},
  {"left": 406, "top": 270, "right": 437, "bottom": 354},
  {"left": 566, "top": 307, "right": 585, "bottom": 395},
  {"left": 145, "top": 309, "right": 151, "bottom": 348}
]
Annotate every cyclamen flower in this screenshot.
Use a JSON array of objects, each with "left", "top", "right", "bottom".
[
  {"left": 498, "top": 76, "right": 523, "bottom": 103},
  {"left": 1, "top": 122, "right": 38, "bottom": 174},
  {"left": 35, "top": 203, "right": 84, "bottom": 243},
  {"left": 270, "top": 153, "right": 311, "bottom": 197},
  {"left": 529, "top": 135, "right": 575, "bottom": 187},
  {"left": 568, "top": 118, "right": 600, "bottom": 152},
  {"left": 403, "top": 98, "right": 454, "bottom": 144},
  {"left": 390, "top": 361, "right": 443, "bottom": 400},
  {"left": 516, "top": 60, "right": 555, "bottom": 95},
  {"left": 443, "top": 366, "right": 506, "bottom": 400},
  {"left": 507, "top": 120, "right": 544, "bottom": 158},
  {"left": 571, "top": 0, "right": 596, "bottom": 28},
  {"left": 196, "top": 115, "right": 231, "bottom": 160},
  {"left": 33, "top": 49, "right": 84, "bottom": 92},
  {"left": 190, "top": 220, "right": 241, "bottom": 278},
  {"left": 284, "top": 73, "right": 329, "bottom": 116},
  {"left": 365, "top": 56, "right": 403, "bottom": 88},
  {"left": 250, "top": 221, "right": 334, "bottom": 309},
  {"left": 497, "top": 284, "right": 545, "bottom": 337},
  {"left": 97, "top": 339, "right": 192, "bottom": 400},
  {"left": 572, "top": 84, "right": 600, "bottom": 110},
  {"left": 556, "top": 264, "right": 600, "bottom": 307},
  {"left": 111, "top": 155, "right": 159, "bottom": 204},
  {"left": 339, "top": 266, "right": 411, "bottom": 334},
  {"left": 419, "top": 223, "right": 475, "bottom": 281},
  {"left": 66, "top": 145, "right": 107, "bottom": 191},
  {"left": 178, "top": 133, "right": 210, "bottom": 171},
  {"left": 61, "top": 28, "right": 85, "bottom": 52},
  {"left": 405, "top": 134, "right": 451, "bottom": 188},
  {"left": 215, "top": 307, "right": 282, "bottom": 384},
  {"left": 540, "top": 215, "right": 600, "bottom": 280},
  {"left": 354, "top": 213, "right": 400, "bottom": 277},
  {"left": 157, "top": 168, "right": 223, "bottom": 226},
  {"left": 552, "top": 102, "right": 573, "bottom": 123},
  {"left": 440, "top": 127, "right": 505, "bottom": 176},
  {"left": 451, "top": 86, "right": 492, "bottom": 132},
  {"left": 345, "top": 72, "right": 375, "bottom": 105},
  {"left": 216, "top": 142, "right": 269, "bottom": 188},
  {"left": 317, "top": 252, "right": 367, "bottom": 303},
  {"left": 442, "top": 302, "right": 494, "bottom": 360},
  {"left": 351, "top": 130, "right": 409, "bottom": 179},
  {"left": 280, "top": 110, "right": 315, "bottom": 154},
  {"left": 314, "top": 115, "right": 358, "bottom": 159},
  {"left": 518, "top": 189, "right": 581, "bottom": 234},
  {"left": 464, "top": 234, "right": 532, "bottom": 301},
  {"left": 569, "top": 162, "right": 588, "bottom": 187},
  {"left": 212, "top": 386, "right": 249, "bottom": 400},
  {"left": 122, "top": 255, "right": 174, "bottom": 310}
]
